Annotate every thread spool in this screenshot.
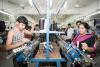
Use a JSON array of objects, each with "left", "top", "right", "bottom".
[{"left": 39, "top": 18, "right": 45, "bottom": 30}]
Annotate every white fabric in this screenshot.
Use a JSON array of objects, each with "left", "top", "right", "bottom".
[{"left": 67, "top": 28, "right": 74, "bottom": 39}]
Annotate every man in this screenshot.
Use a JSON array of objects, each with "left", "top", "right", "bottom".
[
  {"left": 74, "top": 21, "right": 82, "bottom": 36},
  {"left": 61, "top": 24, "right": 74, "bottom": 43},
  {"left": 66, "top": 24, "right": 74, "bottom": 42},
  {"left": 6, "top": 16, "right": 35, "bottom": 67}
]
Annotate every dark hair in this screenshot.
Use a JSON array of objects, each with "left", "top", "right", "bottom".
[
  {"left": 80, "top": 22, "right": 90, "bottom": 31},
  {"left": 16, "top": 16, "right": 28, "bottom": 27},
  {"left": 26, "top": 26, "right": 32, "bottom": 30},
  {"left": 76, "top": 21, "right": 81, "bottom": 24},
  {"left": 0, "top": 21, "right": 6, "bottom": 32},
  {"left": 68, "top": 23, "right": 71, "bottom": 26}
]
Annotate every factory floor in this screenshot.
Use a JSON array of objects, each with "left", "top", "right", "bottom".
[{"left": 0, "top": 41, "right": 100, "bottom": 67}]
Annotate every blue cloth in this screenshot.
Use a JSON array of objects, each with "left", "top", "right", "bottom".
[{"left": 15, "top": 52, "right": 26, "bottom": 63}]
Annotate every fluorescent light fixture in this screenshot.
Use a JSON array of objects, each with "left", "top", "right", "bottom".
[
  {"left": 29, "top": 0, "right": 33, "bottom": 6},
  {"left": 0, "top": 10, "right": 13, "bottom": 16},
  {"left": 64, "top": 1, "right": 67, "bottom": 8},
  {"left": 75, "top": 10, "right": 100, "bottom": 21},
  {"left": 86, "top": 10, "right": 100, "bottom": 17},
  {"left": 50, "top": 0, "right": 52, "bottom": 8}
]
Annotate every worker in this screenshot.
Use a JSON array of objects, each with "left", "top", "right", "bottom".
[
  {"left": 72, "top": 22, "right": 96, "bottom": 67},
  {"left": 6, "top": 16, "right": 35, "bottom": 67},
  {"left": 64, "top": 24, "right": 74, "bottom": 43}
]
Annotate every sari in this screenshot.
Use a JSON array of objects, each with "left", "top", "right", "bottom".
[{"left": 72, "top": 34, "right": 96, "bottom": 58}]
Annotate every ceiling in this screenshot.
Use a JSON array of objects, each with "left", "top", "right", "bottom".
[
  {"left": 4, "top": 0, "right": 95, "bottom": 14},
  {"left": 1, "top": 0, "right": 96, "bottom": 22}
]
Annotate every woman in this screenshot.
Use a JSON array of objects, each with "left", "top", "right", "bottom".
[{"left": 72, "top": 22, "right": 96, "bottom": 67}]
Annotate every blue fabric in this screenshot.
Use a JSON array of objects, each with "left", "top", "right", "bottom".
[{"left": 15, "top": 52, "right": 26, "bottom": 63}]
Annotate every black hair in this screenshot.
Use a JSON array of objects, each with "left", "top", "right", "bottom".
[
  {"left": 76, "top": 21, "right": 81, "bottom": 24},
  {"left": 26, "top": 26, "right": 32, "bottom": 30},
  {"left": 68, "top": 23, "right": 71, "bottom": 26},
  {"left": 80, "top": 22, "right": 90, "bottom": 32},
  {"left": 16, "top": 16, "right": 28, "bottom": 27},
  {"left": 0, "top": 21, "right": 6, "bottom": 32}
]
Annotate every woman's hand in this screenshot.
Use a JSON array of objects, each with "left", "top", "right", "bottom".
[{"left": 81, "top": 43, "right": 89, "bottom": 50}]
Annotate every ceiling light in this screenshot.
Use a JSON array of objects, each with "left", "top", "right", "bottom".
[
  {"left": 64, "top": 2, "right": 67, "bottom": 8},
  {"left": 0, "top": 10, "right": 13, "bottom": 16},
  {"left": 75, "top": 4, "right": 80, "bottom": 8},
  {"left": 50, "top": 0, "right": 52, "bottom": 8},
  {"left": 86, "top": 10, "right": 100, "bottom": 17},
  {"left": 29, "top": 0, "right": 33, "bottom": 6}
]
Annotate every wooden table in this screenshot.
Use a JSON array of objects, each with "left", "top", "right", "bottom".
[
  {"left": 35, "top": 42, "right": 61, "bottom": 59},
  {"left": 31, "top": 42, "right": 66, "bottom": 67}
]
